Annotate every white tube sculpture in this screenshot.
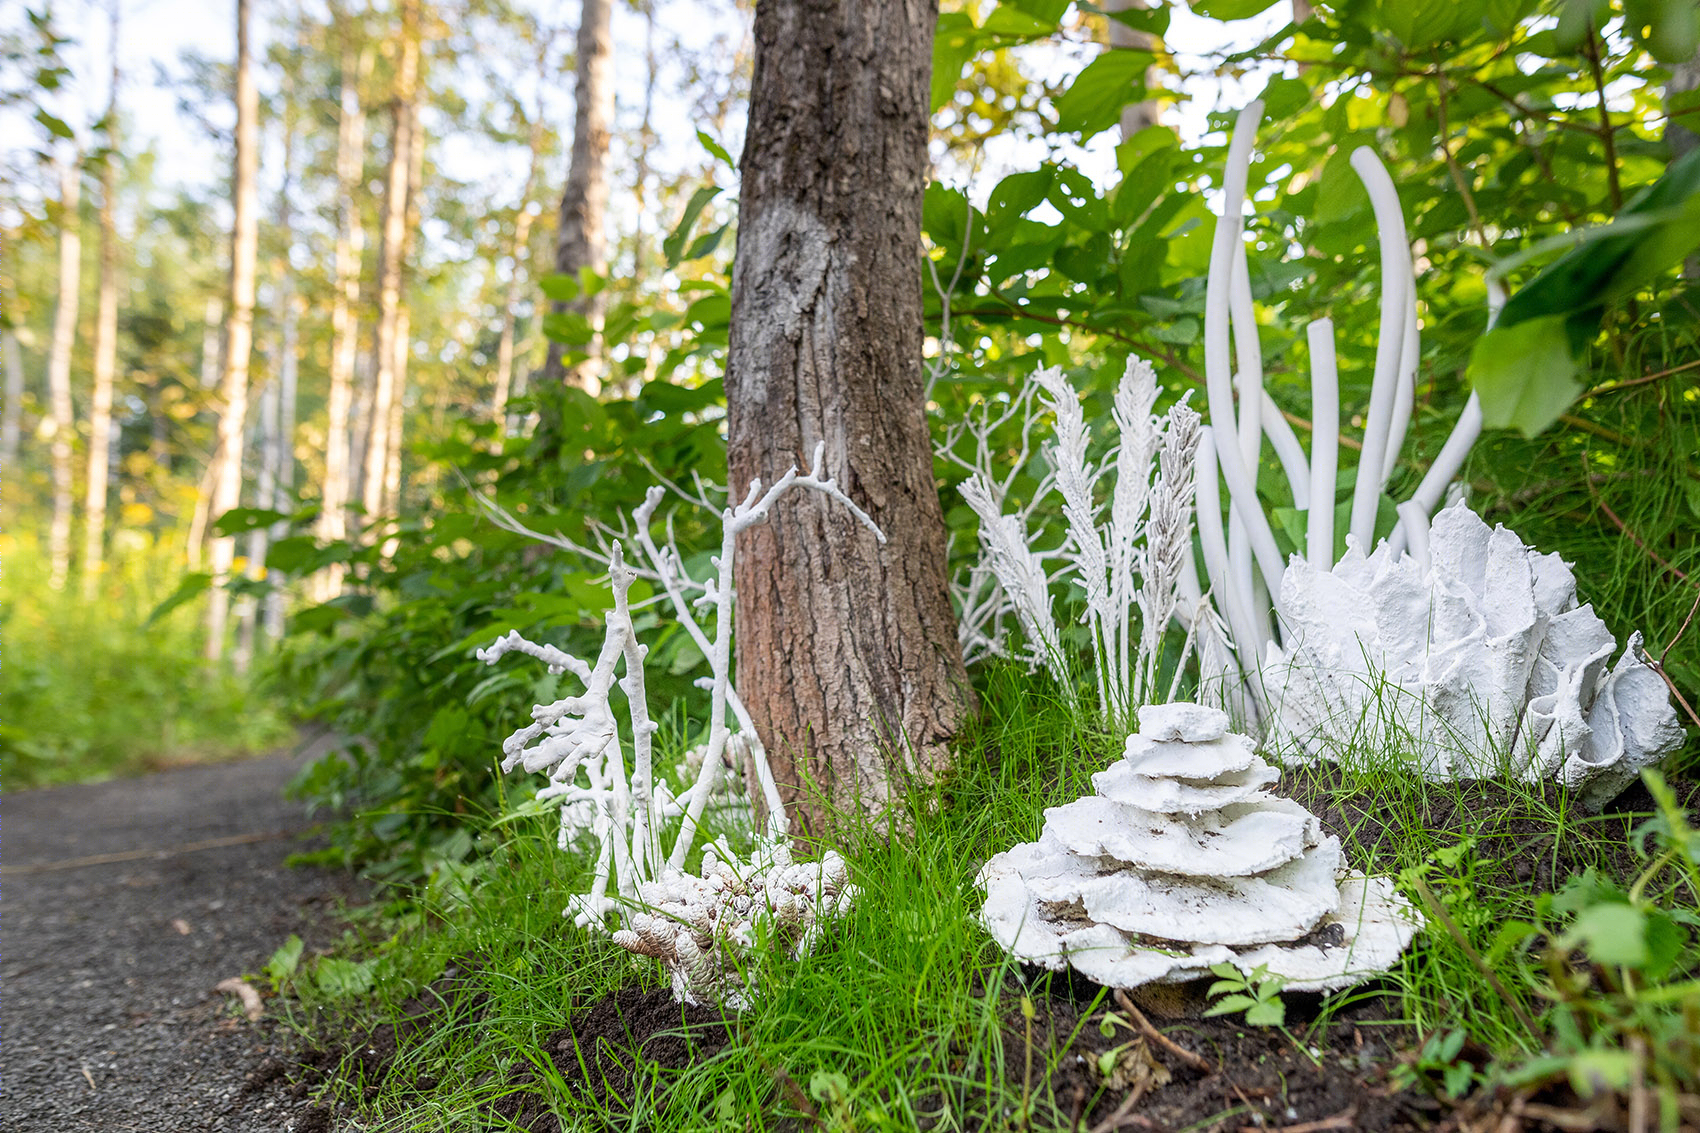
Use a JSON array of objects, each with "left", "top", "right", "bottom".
[
  {"left": 1191, "top": 102, "right": 1684, "bottom": 804},
  {"left": 978, "top": 703, "right": 1420, "bottom": 992},
  {"left": 478, "top": 444, "right": 869, "bottom": 1007}
]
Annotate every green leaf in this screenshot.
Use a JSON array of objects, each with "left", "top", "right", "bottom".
[
  {"left": 1203, "top": 994, "right": 1257, "bottom": 1017},
  {"left": 663, "top": 185, "right": 722, "bottom": 267},
  {"left": 144, "top": 572, "right": 212, "bottom": 626},
  {"left": 538, "top": 273, "right": 580, "bottom": 303},
  {"left": 34, "top": 108, "right": 74, "bottom": 139},
  {"left": 1244, "top": 999, "right": 1286, "bottom": 1026},
  {"left": 1194, "top": 0, "right": 1280, "bottom": 17},
  {"left": 211, "top": 506, "right": 292, "bottom": 537},
  {"left": 313, "top": 957, "right": 375, "bottom": 999},
  {"left": 1562, "top": 902, "right": 1648, "bottom": 967},
  {"left": 1467, "top": 315, "right": 1583, "bottom": 437},
  {"left": 931, "top": 11, "right": 979, "bottom": 113},
  {"left": 265, "top": 935, "right": 304, "bottom": 986},
  {"left": 264, "top": 535, "right": 325, "bottom": 574},
  {"left": 1053, "top": 50, "right": 1154, "bottom": 139},
  {"left": 697, "top": 129, "right": 734, "bottom": 169}
]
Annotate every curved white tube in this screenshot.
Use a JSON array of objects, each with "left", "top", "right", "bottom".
[
  {"left": 1260, "top": 389, "right": 1310, "bottom": 511},
  {"left": 1196, "top": 427, "right": 1260, "bottom": 699},
  {"left": 1203, "top": 101, "right": 1288, "bottom": 609},
  {"left": 1305, "top": 319, "right": 1339, "bottom": 571},
  {"left": 1396, "top": 499, "right": 1432, "bottom": 572},
  {"left": 1382, "top": 288, "right": 1419, "bottom": 482},
  {"left": 1346, "top": 147, "right": 1411, "bottom": 549},
  {"left": 1387, "top": 280, "right": 1500, "bottom": 557}
]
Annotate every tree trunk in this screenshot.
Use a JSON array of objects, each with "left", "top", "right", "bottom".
[
  {"left": 491, "top": 107, "right": 545, "bottom": 438},
  {"left": 379, "top": 69, "right": 425, "bottom": 561},
  {"left": 1106, "top": 0, "right": 1161, "bottom": 138},
  {"left": 200, "top": 297, "right": 223, "bottom": 389},
  {"left": 541, "top": 0, "right": 612, "bottom": 389},
  {"left": 360, "top": 0, "right": 418, "bottom": 537},
  {"left": 2, "top": 326, "right": 22, "bottom": 474},
  {"left": 83, "top": 8, "right": 121, "bottom": 600},
  {"left": 205, "top": 0, "right": 260, "bottom": 662},
  {"left": 46, "top": 149, "right": 81, "bottom": 592},
  {"left": 724, "top": 0, "right": 971, "bottom": 836},
  {"left": 312, "top": 15, "right": 368, "bottom": 603}
]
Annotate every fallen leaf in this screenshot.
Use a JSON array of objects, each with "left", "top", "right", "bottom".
[
  {"left": 215, "top": 977, "right": 264, "bottom": 1022},
  {"left": 171, "top": 918, "right": 192, "bottom": 936}
]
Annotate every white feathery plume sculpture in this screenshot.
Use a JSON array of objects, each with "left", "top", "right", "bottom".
[
  {"left": 477, "top": 443, "right": 874, "bottom": 1006},
  {"left": 957, "top": 357, "right": 1203, "bottom": 721},
  {"left": 1188, "top": 101, "right": 1684, "bottom": 803}
]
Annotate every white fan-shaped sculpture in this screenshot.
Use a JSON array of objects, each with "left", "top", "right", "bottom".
[{"left": 977, "top": 703, "right": 1420, "bottom": 992}]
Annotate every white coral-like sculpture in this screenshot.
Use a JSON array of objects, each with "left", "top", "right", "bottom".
[
  {"left": 613, "top": 841, "right": 857, "bottom": 1009},
  {"left": 478, "top": 444, "right": 877, "bottom": 1007},
  {"left": 977, "top": 702, "right": 1420, "bottom": 992},
  {"left": 1266, "top": 503, "right": 1685, "bottom": 810},
  {"left": 952, "top": 359, "right": 1204, "bottom": 721}
]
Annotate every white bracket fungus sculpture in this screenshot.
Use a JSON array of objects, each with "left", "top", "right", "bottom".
[
  {"left": 478, "top": 444, "right": 869, "bottom": 1007},
  {"left": 977, "top": 703, "right": 1420, "bottom": 992},
  {"left": 1183, "top": 101, "right": 1685, "bottom": 803}
]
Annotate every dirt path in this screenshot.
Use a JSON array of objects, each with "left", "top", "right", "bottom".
[{"left": 2, "top": 738, "right": 365, "bottom": 1132}]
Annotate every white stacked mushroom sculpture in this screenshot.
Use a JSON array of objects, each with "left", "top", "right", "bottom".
[{"left": 978, "top": 702, "right": 1420, "bottom": 993}]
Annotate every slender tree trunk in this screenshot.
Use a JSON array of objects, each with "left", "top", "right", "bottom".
[
  {"left": 491, "top": 112, "right": 545, "bottom": 437},
  {"left": 379, "top": 70, "right": 425, "bottom": 560},
  {"left": 541, "top": 0, "right": 611, "bottom": 388},
  {"left": 200, "top": 297, "right": 223, "bottom": 389},
  {"left": 2, "top": 326, "right": 22, "bottom": 474},
  {"left": 83, "top": 7, "right": 122, "bottom": 600},
  {"left": 725, "top": 0, "right": 971, "bottom": 836},
  {"left": 1106, "top": 0, "right": 1161, "bottom": 138},
  {"left": 235, "top": 374, "right": 276, "bottom": 673},
  {"left": 266, "top": 247, "right": 298, "bottom": 639},
  {"left": 205, "top": 0, "right": 260, "bottom": 662},
  {"left": 312, "top": 19, "right": 368, "bottom": 602},
  {"left": 360, "top": 0, "right": 418, "bottom": 537},
  {"left": 46, "top": 150, "right": 81, "bottom": 592}
]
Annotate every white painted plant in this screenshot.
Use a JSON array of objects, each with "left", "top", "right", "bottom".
[
  {"left": 953, "top": 358, "right": 1205, "bottom": 721},
  {"left": 477, "top": 444, "right": 872, "bottom": 1007},
  {"left": 978, "top": 703, "right": 1420, "bottom": 992},
  {"left": 1182, "top": 100, "right": 1685, "bottom": 804}
]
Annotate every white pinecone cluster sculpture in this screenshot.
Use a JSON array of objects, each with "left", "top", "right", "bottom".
[
  {"left": 611, "top": 841, "right": 857, "bottom": 1010},
  {"left": 977, "top": 703, "right": 1420, "bottom": 992}
]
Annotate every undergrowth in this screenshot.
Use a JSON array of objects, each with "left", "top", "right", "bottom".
[
  {"left": 0, "top": 530, "right": 293, "bottom": 788},
  {"left": 271, "top": 663, "right": 1700, "bottom": 1130}
]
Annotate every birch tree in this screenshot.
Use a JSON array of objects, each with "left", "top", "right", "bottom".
[
  {"left": 724, "top": 0, "right": 971, "bottom": 834},
  {"left": 359, "top": 0, "right": 418, "bottom": 540},
  {"left": 46, "top": 148, "right": 80, "bottom": 592},
  {"left": 540, "top": 0, "right": 610, "bottom": 388},
  {"left": 310, "top": 7, "right": 368, "bottom": 602},
  {"left": 205, "top": 0, "right": 260, "bottom": 661},
  {"left": 82, "top": 1, "right": 122, "bottom": 600},
  {"left": 490, "top": 33, "right": 551, "bottom": 437}
]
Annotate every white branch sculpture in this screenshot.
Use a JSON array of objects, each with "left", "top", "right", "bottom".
[
  {"left": 1187, "top": 100, "right": 1684, "bottom": 803},
  {"left": 478, "top": 443, "right": 877, "bottom": 1007}
]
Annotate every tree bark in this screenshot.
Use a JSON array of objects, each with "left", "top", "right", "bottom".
[
  {"left": 725, "top": 0, "right": 972, "bottom": 836},
  {"left": 491, "top": 103, "right": 545, "bottom": 438},
  {"left": 312, "top": 14, "right": 368, "bottom": 603},
  {"left": 2, "top": 326, "right": 22, "bottom": 475},
  {"left": 1106, "top": 0, "right": 1161, "bottom": 139},
  {"left": 541, "top": 0, "right": 612, "bottom": 389},
  {"left": 46, "top": 149, "right": 81, "bottom": 592},
  {"left": 205, "top": 0, "right": 260, "bottom": 662},
  {"left": 83, "top": 4, "right": 121, "bottom": 600},
  {"left": 360, "top": 0, "right": 418, "bottom": 537}
]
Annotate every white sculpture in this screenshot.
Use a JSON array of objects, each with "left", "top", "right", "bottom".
[
  {"left": 953, "top": 358, "right": 1204, "bottom": 721},
  {"left": 478, "top": 444, "right": 875, "bottom": 1007},
  {"left": 977, "top": 703, "right": 1420, "bottom": 992},
  {"left": 1265, "top": 503, "right": 1686, "bottom": 809},
  {"left": 1178, "top": 99, "right": 1685, "bottom": 803}
]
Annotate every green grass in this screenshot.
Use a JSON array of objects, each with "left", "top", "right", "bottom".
[
  {"left": 273, "top": 663, "right": 1698, "bottom": 1130},
  {"left": 0, "top": 529, "right": 294, "bottom": 788}
]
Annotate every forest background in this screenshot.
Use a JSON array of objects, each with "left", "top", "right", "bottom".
[{"left": 3, "top": 0, "right": 1698, "bottom": 876}]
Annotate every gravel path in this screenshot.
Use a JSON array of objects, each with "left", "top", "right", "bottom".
[{"left": 3, "top": 739, "right": 366, "bottom": 1132}]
